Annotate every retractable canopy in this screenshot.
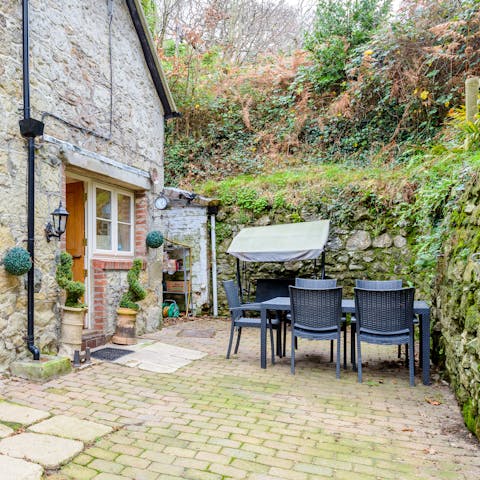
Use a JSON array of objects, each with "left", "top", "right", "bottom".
[{"left": 227, "top": 220, "right": 330, "bottom": 262}]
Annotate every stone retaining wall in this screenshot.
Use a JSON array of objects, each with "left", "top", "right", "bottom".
[
  {"left": 215, "top": 209, "right": 413, "bottom": 311},
  {"left": 434, "top": 176, "right": 480, "bottom": 438}
]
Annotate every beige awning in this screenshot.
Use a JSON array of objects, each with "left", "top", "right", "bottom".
[{"left": 227, "top": 220, "right": 330, "bottom": 262}]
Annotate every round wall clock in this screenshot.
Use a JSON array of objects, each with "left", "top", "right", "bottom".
[{"left": 154, "top": 195, "right": 169, "bottom": 210}]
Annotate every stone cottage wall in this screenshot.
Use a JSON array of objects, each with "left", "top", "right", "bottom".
[{"left": 0, "top": 1, "right": 166, "bottom": 368}]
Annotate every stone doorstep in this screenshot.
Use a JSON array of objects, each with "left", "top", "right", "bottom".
[
  {"left": 0, "top": 454, "right": 43, "bottom": 480},
  {"left": 81, "top": 329, "right": 106, "bottom": 350}
]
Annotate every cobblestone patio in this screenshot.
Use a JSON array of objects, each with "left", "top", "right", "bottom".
[{"left": 0, "top": 317, "right": 478, "bottom": 479}]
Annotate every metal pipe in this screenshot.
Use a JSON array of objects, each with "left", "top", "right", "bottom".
[
  {"left": 236, "top": 258, "right": 243, "bottom": 303},
  {"left": 321, "top": 251, "right": 326, "bottom": 279},
  {"left": 210, "top": 214, "right": 218, "bottom": 316},
  {"left": 22, "top": 0, "right": 39, "bottom": 360}
]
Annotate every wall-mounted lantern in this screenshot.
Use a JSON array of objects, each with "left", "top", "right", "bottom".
[{"left": 45, "top": 202, "right": 69, "bottom": 242}]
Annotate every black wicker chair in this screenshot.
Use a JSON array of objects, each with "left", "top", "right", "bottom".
[
  {"left": 223, "top": 280, "right": 280, "bottom": 362},
  {"left": 254, "top": 279, "right": 294, "bottom": 357},
  {"left": 355, "top": 279, "right": 416, "bottom": 360},
  {"left": 354, "top": 287, "right": 416, "bottom": 386},
  {"left": 293, "top": 278, "right": 345, "bottom": 365},
  {"left": 289, "top": 286, "right": 343, "bottom": 377}
]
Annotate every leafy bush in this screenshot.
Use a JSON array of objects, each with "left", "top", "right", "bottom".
[{"left": 304, "top": 0, "right": 392, "bottom": 91}]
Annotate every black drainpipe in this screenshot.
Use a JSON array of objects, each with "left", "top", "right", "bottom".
[{"left": 20, "top": 0, "right": 43, "bottom": 360}]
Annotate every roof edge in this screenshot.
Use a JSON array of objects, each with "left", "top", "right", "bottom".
[{"left": 126, "top": 0, "right": 179, "bottom": 120}]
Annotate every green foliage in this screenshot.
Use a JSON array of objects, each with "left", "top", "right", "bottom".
[
  {"left": 447, "top": 107, "right": 480, "bottom": 151},
  {"left": 56, "top": 252, "right": 85, "bottom": 309},
  {"left": 236, "top": 187, "right": 269, "bottom": 215},
  {"left": 119, "top": 259, "right": 147, "bottom": 311},
  {"left": 462, "top": 399, "right": 480, "bottom": 437},
  {"left": 3, "top": 247, "right": 32, "bottom": 276},
  {"left": 140, "top": 0, "right": 157, "bottom": 35},
  {"left": 304, "top": 0, "right": 392, "bottom": 91}
]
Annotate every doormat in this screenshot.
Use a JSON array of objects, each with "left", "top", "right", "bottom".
[
  {"left": 91, "top": 347, "right": 134, "bottom": 361},
  {"left": 177, "top": 328, "right": 216, "bottom": 338}
]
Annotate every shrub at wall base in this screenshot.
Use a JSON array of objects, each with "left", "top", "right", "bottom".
[
  {"left": 56, "top": 252, "right": 86, "bottom": 359},
  {"left": 112, "top": 259, "right": 147, "bottom": 345}
]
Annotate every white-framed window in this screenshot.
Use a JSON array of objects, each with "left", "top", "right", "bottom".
[{"left": 93, "top": 183, "right": 134, "bottom": 254}]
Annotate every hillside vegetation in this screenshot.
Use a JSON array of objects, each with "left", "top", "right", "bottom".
[{"left": 158, "top": 0, "right": 480, "bottom": 186}]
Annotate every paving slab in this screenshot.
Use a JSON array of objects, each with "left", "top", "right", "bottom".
[
  {"left": 143, "top": 341, "right": 206, "bottom": 359},
  {"left": 0, "top": 454, "right": 43, "bottom": 480},
  {"left": 0, "top": 424, "right": 14, "bottom": 438},
  {"left": 0, "top": 432, "right": 83, "bottom": 468},
  {"left": 28, "top": 415, "right": 113, "bottom": 442},
  {"left": 112, "top": 341, "right": 206, "bottom": 373},
  {"left": 0, "top": 400, "right": 49, "bottom": 424}
]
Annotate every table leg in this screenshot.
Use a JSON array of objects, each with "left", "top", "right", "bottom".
[
  {"left": 421, "top": 312, "right": 430, "bottom": 385},
  {"left": 261, "top": 305, "right": 267, "bottom": 369}
]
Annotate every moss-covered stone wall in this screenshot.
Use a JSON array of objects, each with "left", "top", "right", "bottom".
[{"left": 434, "top": 173, "right": 480, "bottom": 439}]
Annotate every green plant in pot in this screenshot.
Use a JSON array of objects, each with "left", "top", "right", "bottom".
[
  {"left": 56, "top": 252, "right": 86, "bottom": 359},
  {"left": 112, "top": 259, "right": 147, "bottom": 345}
]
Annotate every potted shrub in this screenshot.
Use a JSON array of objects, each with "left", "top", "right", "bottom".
[
  {"left": 112, "top": 259, "right": 146, "bottom": 345},
  {"left": 56, "top": 252, "right": 86, "bottom": 359}
]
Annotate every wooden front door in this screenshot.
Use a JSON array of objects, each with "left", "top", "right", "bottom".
[{"left": 66, "top": 182, "right": 86, "bottom": 284}]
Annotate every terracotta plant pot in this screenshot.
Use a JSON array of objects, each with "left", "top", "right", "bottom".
[
  {"left": 59, "top": 306, "right": 86, "bottom": 359},
  {"left": 112, "top": 308, "right": 138, "bottom": 345}
]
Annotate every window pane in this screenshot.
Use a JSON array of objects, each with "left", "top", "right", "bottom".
[
  {"left": 118, "top": 223, "right": 131, "bottom": 252},
  {"left": 96, "top": 220, "right": 111, "bottom": 250},
  {"left": 96, "top": 188, "right": 111, "bottom": 219},
  {"left": 117, "top": 194, "right": 131, "bottom": 223}
]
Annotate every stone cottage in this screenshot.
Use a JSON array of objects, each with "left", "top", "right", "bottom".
[{"left": 0, "top": 0, "right": 178, "bottom": 369}]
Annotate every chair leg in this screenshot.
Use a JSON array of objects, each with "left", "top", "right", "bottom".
[
  {"left": 351, "top": 322, "right": 356, "bottom": 370},
  {"left": 329, "top": 340, "right": 334, "bottom": 362},
  {"left": 397, "top": 345, "right": 401, "bottom": 359},
  {"left": 283, "top": 321, "right": 287, "bottom": 357},
  {"left": 409, "top": 339, "right": 415, "bottom": 387},
  {"left": 343, "top": 322, "right": 347, "bottom": 370},
  {"left": 291, "top": 330, "right": 296, "bottom": 374},
  {"left": 336, "top": 331, "right": 341, "bottom": 379},
  {"left": 226, "top": 322, "right": 235, "bottom": 359},
  {"left": 234, "top": 327, "right": 242, "bottom": 354},
  {"left": 357, "top": 336, "right": 362, "bottom": 383},
  {"left": 269, "top": 325, "right": 275, "bottom": 365}
]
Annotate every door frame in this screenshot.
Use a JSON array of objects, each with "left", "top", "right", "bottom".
[{"left": 65, "top": 172, "right": 91, "bottom": 328}]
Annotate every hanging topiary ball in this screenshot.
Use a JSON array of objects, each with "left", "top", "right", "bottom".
[
  {"left": 146, "top": 231, "right": 164, "bottom": 248},
  {"left": 3, "top": 247, "right": 32, "bottom": 276}
]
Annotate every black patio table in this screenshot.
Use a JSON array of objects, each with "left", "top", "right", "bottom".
[{"left": 260, "top": 296, "right": 431, "bottom": 385}]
